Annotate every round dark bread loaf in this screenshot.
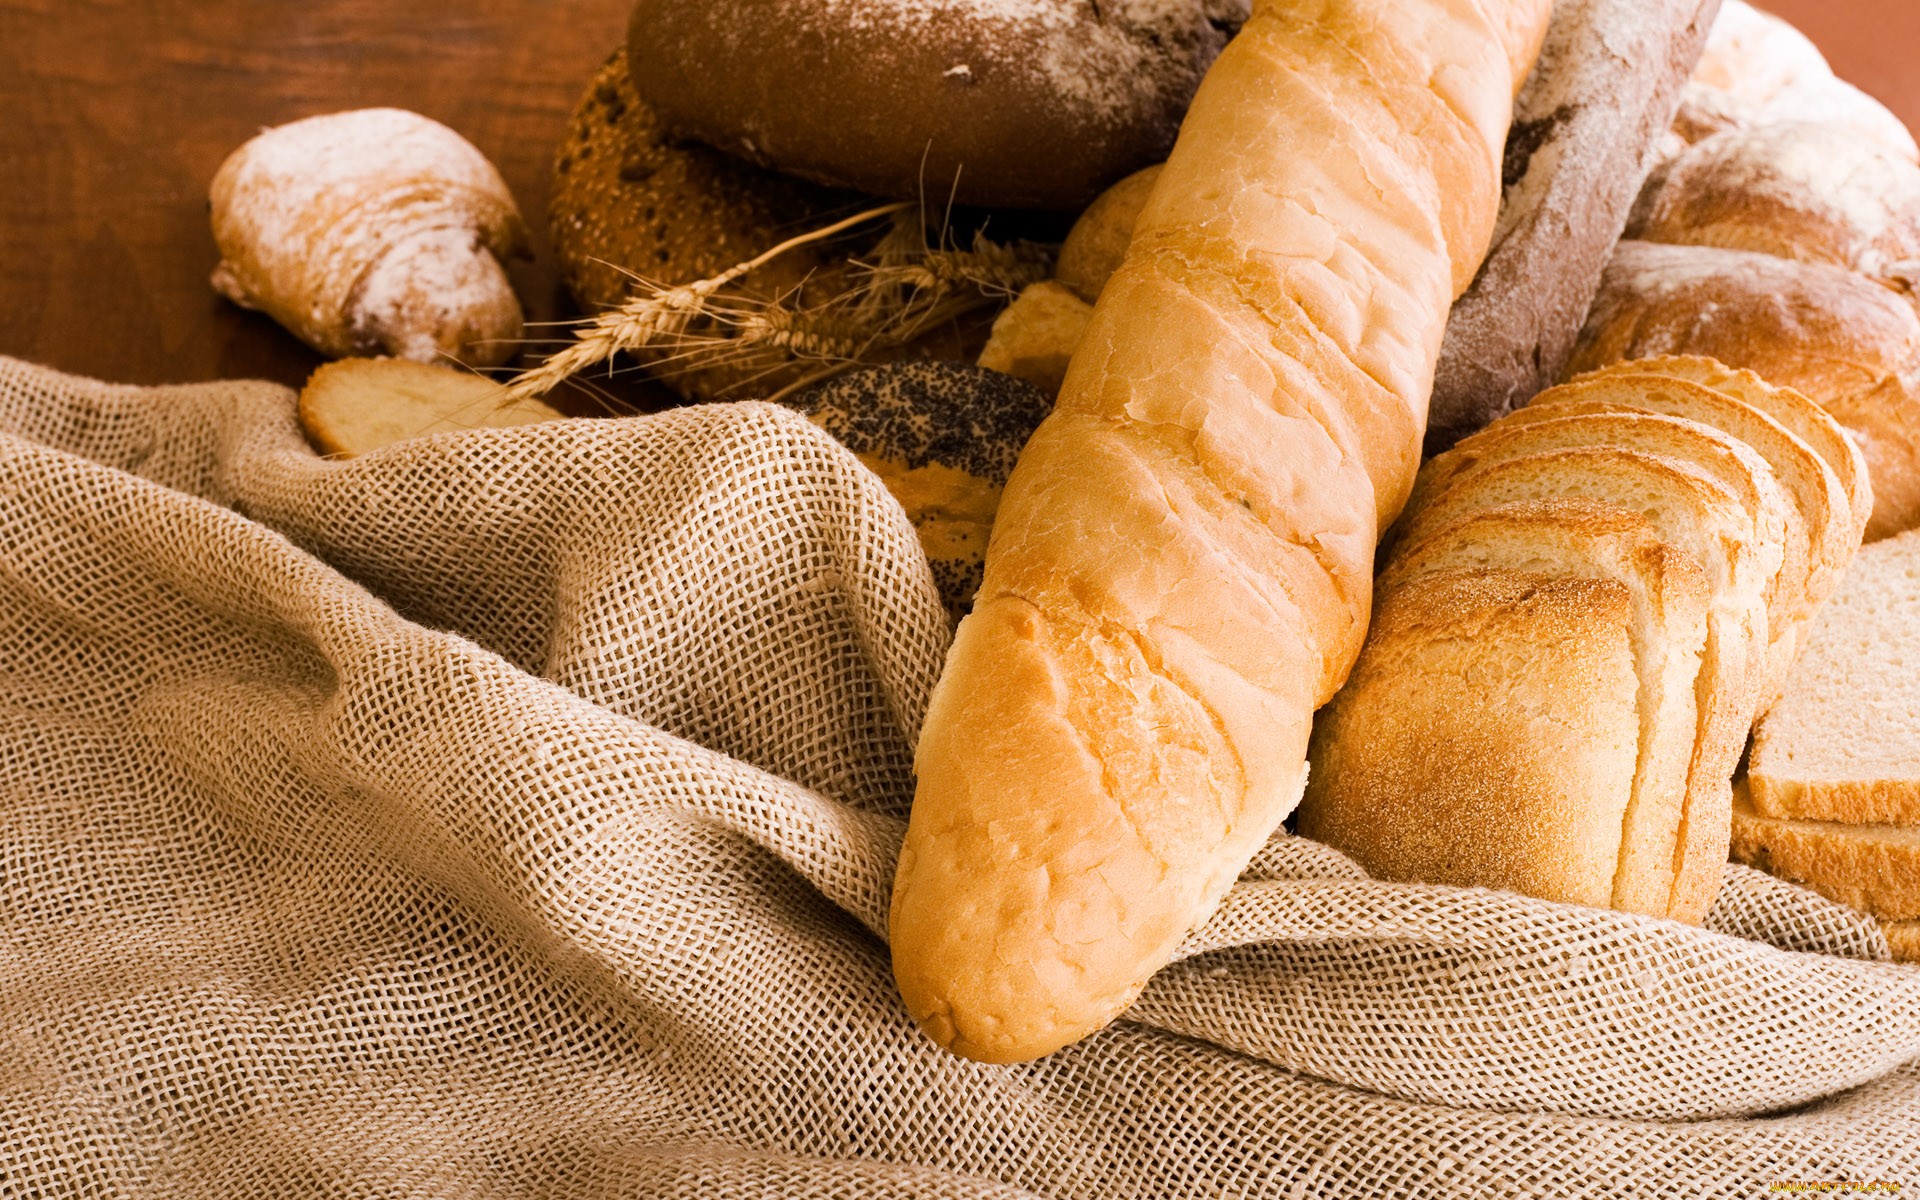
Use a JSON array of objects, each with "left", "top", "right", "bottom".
[
  {"left": 625, "top": 0, "right": 1247, "bottom": 211},
  {"left": 550, "top": 50, "right": 998, "bottom": 401},
  {"left": 793, "top": 362, "right": 1052, "bottom": 620}
]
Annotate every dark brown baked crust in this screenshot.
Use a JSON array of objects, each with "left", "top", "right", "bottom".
[
  {"left": 624, "top": 0, "right": 1243, "bottom": 211},
  {"left": 1425, "top": 0, "right": 1722, "bottom": 454}
]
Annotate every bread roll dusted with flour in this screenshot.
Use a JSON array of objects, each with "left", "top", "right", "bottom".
[{"left": 889, "top": 0, "right": 1552, "bottom": 1064}]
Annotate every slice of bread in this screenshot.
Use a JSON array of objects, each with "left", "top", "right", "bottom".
[
  {"left": 1539, "top": 370, "right": 1856, "bottom": 622},
  {"left": 1731, "top": 780, "right": 1920, "bottom": 920},
  {"left": 299, "top": 358, "right": 562, "bottom": 457},
  {"left": 1395, "top": 445, "right": 1779, "bottom": 916},
  {"left": 1302, "top": 569, "right": 1644, "bottom": 911},
  {"left": 1749, "top": 528, "right": 1920, "bottom": 823},
  {"left": 1885, "top": 920, "right": 1920, "bottom": 963},
  {"left": 1403, "top": 407, "right": 1796, "bottom": 678},
  {"left": 1380, "top": 500, "right": 1710, "bottom": 917},
  {"left": 1574, "top": 354, "right": 1872, "bottom": 550}
]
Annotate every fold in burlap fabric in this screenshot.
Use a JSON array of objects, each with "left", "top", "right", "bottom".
[{"left": 3, "top": 354, "right": 1919, "bottom": 1197}]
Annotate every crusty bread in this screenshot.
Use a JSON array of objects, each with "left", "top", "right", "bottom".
[
  {"left": 1749, "top": 528, "right": 1920, "bottom": 824},
  {"left": 210, "top": 109, "right": 528, "bottom": 369},
  {"left": 1635, "top": 122, "right": 1920, "bottom": 281},
  {"left": 1393, "top": 444, "right": 1779, "bottom": 919},
  {"left": 1574, "top": 355, "right": 1872, "bottom": 549},
  {"left": 1571, "top": 240, "right": 1920, "bottom": 541},
  {"left": 975, "top": 281, "right": 1095, "bottom": 396},
  {"left": 298, "top": 358, "right": 561, "bottom": 458},
  {"left": 1054, "top": 166, "right": 1162, "bottom": 305},
  {"left": 791, "top": 363, "right": 1053, "bottom": 624},
  {"left": 889, "top": 0, "right": 1553, "bottom": 1063},
  {"left": 1886, "top": 920, "right": 1920, "bottom": 963},
  {"left": 1425, "top": 0, "right": 1719, "bottom": 450},
  {"left": 625, "top": 0, "right": 1245, "bottom": 210},
  {"left": 1369, "top": 501, "right": 1709, "bottom": 916},
  {"left": 1304, "top": 568, "right": 1645, "bottom": 910},
  {"left": 1731, "top": 781, "right": 1920, "bottom": 921}
]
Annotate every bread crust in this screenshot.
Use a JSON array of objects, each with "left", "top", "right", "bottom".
[
  {"left": 890, "top": 0, "right": 1552, "bottom": 1062},
  {"left": 625, "top": 0, "right": 1244, "bottom": 211},
  {"left": 1572, "top": 241, "right": 1920, "bottom": 540},
  {"left": 1731, "top": 784, "right": 1920, "bottom": 921},
  {"left": 1302, "top": 569, "right": 1643, "bottom": 909},
  {"left": 1426, "top": 0, "right": 1721, "bottom": 450},
  {"left": 1373, "top": 500, "right": 1710, "bottom": 916}
]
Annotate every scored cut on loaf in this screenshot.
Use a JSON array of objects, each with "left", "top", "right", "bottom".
[
  {"left": 1731, "top": 781, "right": 1920, "bottom": 922},
  {"left": 1749, "top": 527, "right": 1920, "bottom": 824},
  {"left": 1571, "top": 240, "right": 1920, "bottom": 540},
  {"left": 1303, "top": 568, "right": 1647, "bottom": 911},
  {"left": 1365, "top": 500, "right": 1710, "bottom": 916}
]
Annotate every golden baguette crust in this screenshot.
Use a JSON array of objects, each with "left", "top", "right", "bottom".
[
  {"left": 1303, "top": 569, "right": 1643, "bottom": 909},
  {"left": 1371, "top": 500, "right": 1710, "bottom": 916},
  {"left": 890, "top": 0, "right": 1552, "bottom": 1063}
]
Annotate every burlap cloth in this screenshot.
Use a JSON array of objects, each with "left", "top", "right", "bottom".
[{"left": 3, "top": 354, "right": 1919, "bottom": 1197}]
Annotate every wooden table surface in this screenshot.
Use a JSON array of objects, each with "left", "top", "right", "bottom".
[{"left": 2, "top": 0, "right": 1915, "bottom": 394}]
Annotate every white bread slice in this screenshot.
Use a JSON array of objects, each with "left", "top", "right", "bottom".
[
  {"left": 1302, "top": 569, "right": 1643, "bottom": 910},
  {"left": 1731, "top": 780, "right": 1920, "bottom": 921},
  {"left": 1749, "top": 528, "right": 1920, "bottom": 823},
  {"left": 299, "top": 358, "right": 561, "bottom": 457},
  {"left": 1396, "top": 447, "right": 1778, "bottom": 919},
  {"left": 1378, "top": 500, "right": 1710, "bottom": 917},
  {"left": 1886, "top": 921, "right": 1920, "bottom": 963},
  {"left": 1537, "top": 372, "right": 1855, "bottom": 625},
  {"left": 1574, "top": 354, "right": 1872, "bottom": 552},
  {"left": 1402, "top": 407, "right": 1795, "bottom": 683}
]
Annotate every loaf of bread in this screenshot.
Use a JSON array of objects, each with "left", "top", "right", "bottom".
[
  {"left": 1635, "top": 122, "right": 1920, "bottom": 281},
  {"left": 1749, "top": 527, "right": 1920, "bottom": 825},
  {"left": 974, "top": 281, "right": 1094, "bottom": 396},
  {"left": 888, "top": 0, "right": 1552, "bottom": 1064},
  {"left": 1303, "top": 357, "right": 1867, "bottom": 923},
  {"left": 791, "top": 363, "right": 1053, "bottom": 623},
  {"left": 298, "top": 358, "right": 562, "bottom": 458},
  {"left": 624, "top": 0, "right": 1248, "bottom": 211},
  {"left": 1572, "top": 241, "right": 1920, "bottom": 541},
  {"left": 1425, "top": 0, "right": 1720, "bottom": 451},
  {"left": 1732, "top": 784, "right": 1920, "bottom": 922},
  {"left": 210, "top": 109, "right": 528, "bottom": 369}
]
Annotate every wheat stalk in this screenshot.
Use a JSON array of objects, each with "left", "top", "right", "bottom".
[{"left": 504, "top": 203, "right": 1052, "bottom": 403}]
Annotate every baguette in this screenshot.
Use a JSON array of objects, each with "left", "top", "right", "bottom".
[{"left": 888, "top": 0, "right": 1553, "bottom": 1063}]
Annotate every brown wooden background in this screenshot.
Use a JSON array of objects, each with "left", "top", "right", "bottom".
[{"left": 1, "top": 0, "right": 1914, "bottom": 393}]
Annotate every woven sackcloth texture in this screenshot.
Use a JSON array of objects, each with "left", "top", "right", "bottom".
[{"left": 3, "top": 354, "right": 1920, "bottom": 1196}]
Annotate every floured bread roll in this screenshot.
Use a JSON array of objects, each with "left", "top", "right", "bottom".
[
  {"left": 625, "top": 0, "right": 1249, "bottom": 210},
  {"left": 792, "top": 363, "right": 1051, "bottom": 621},
  {"left": 210, "top": 109, "right": 529, "bottom": 368}
]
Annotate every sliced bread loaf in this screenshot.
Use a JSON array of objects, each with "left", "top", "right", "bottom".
[
  {"left": 1302, "top": 569, "right": 1645, "bottom": 910},
  {"left": 1378, "top": 499, "right": 1711, "bottom": 917},
  {"left": 1574, "top": 354, "right": 1872, "bottom": 549},
  {"left": 1749, "top": 528, "right": 1920, "bottom": 823},
  {"left": 1401, "top": 407, "right": 1797, "bottom": 689},
  {"left": 1393, "top": 445, "right": 1777, "bottom": 908}
]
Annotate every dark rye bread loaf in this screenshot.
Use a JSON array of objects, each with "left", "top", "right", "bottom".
[
  {"left": 1425, "top": 0, "right": 1721, "bottom": 453},
  {"left": 625, "top": 0, "right": 1249, "bottom": 211}
]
